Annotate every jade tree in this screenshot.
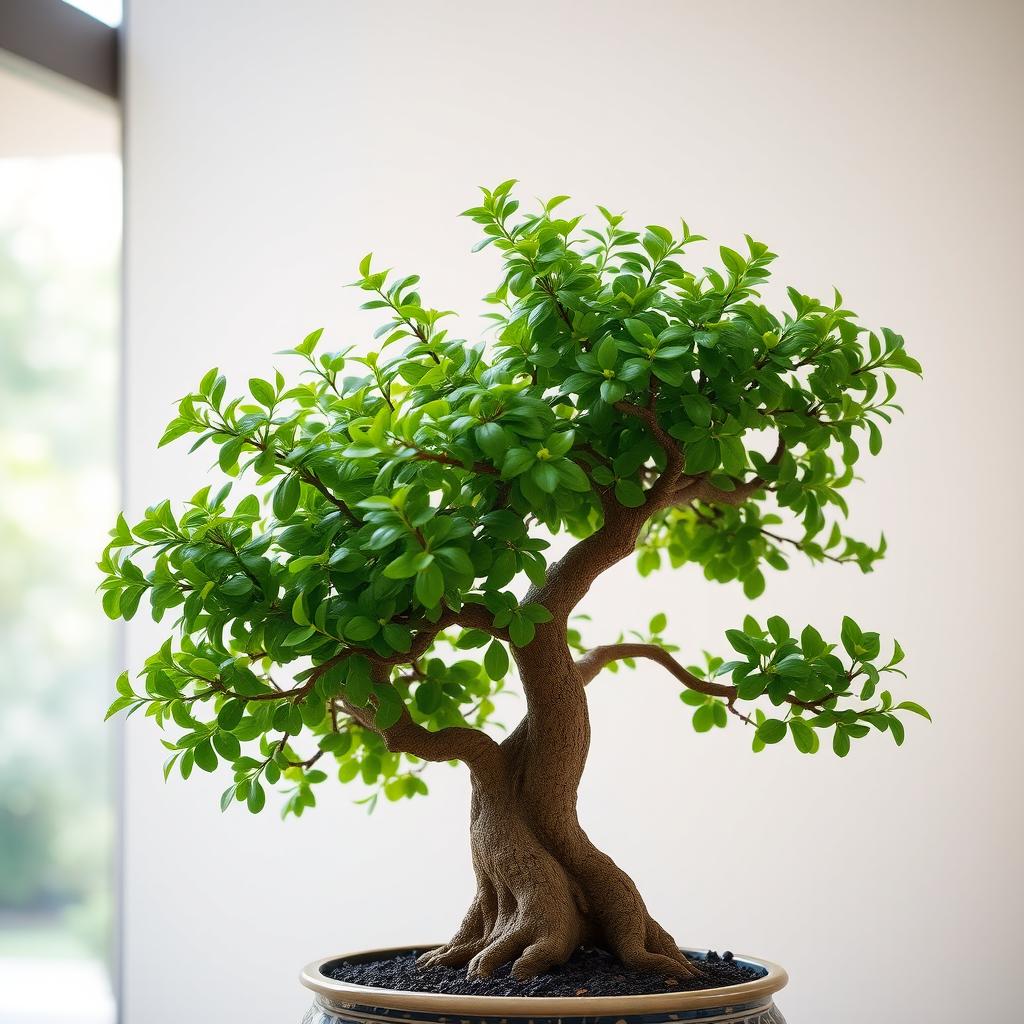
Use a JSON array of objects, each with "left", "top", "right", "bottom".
[{"left": 100, "top": 181, "right": 926, "bottom": 981}]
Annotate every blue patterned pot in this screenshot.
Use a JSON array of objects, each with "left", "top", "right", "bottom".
[{"left": 300, "top": 947, "right": 788, "bottom": 1024}]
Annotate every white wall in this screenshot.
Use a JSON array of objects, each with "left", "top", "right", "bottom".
[{"left": 123, "top": 2, "right": 1024, "bottom": 1021}]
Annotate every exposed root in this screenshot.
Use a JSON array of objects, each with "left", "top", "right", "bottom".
[
  {"left": 418, "top": 918, "right": 579, "bottom": 980},
  {"left": 416, "top": 706, "right": 703, "bottom": 983},
  {"left": 416, "top": 873, "right": 494, "bottom": 969},
  {"left": 417, "top": 816, "right": 700, "bottom": 981},
  {"left": 417, "top": 941, "right": 484, "bottom": 970}
]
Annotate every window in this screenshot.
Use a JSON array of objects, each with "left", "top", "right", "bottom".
[
  {"left": 61, "top": 1, "right": 122, "bottom": 28},
  {"left": 0, "top": 59, "right": 120, "bottom": 1024}
]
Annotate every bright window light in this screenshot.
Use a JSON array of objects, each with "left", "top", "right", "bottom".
[{"left": 60, "top": 0, "right": 122, "bottom": 27}]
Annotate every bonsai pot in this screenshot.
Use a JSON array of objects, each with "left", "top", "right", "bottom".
[{"left": 300, "top": 946, "right": 789, "bottom": 1024}]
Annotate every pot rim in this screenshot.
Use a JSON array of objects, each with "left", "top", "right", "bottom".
[{"left": 300, "top": 944, "right": 788, "bottom": 1015}]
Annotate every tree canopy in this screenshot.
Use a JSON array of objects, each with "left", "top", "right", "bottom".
[{"left": 100, "top": 180, "right": 926, "bottom": 817}]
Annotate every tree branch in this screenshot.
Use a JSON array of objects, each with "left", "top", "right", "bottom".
[
  {"left": 670, "top": 435, "right": 786, "bottom": 507},
  {"left": 296, "top": 466, "right": 358, "bottom": 520},
  {"left": 614, "top": 398, "right": 684, "bottom": 503},
  {"left": 213, "top": 421, "right": 359, "bottom": 522},
  {"left": 576, "top": 641, "right": 838, "bottom": 715},
  {"left": 399, "top": 443, "right": 499, "bottom": 476},
  {"left": 340, "top": 668, "right": 501, "bottom": 775},
  {"left": 382, "top": 709, "right": 500, "bottom": 769},
  {"left": 523, "top": 399, "right": 688, "bottom": 620},
  {"left": 525, "top": 501, "right": 649, "bottom": 620},
  {"left": 576, "top": 643, "right": 733, "bottom": 695}
]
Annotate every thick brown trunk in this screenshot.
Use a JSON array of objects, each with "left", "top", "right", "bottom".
[
  {"left": 418, "top": 630, "right": 698, "bottom": 980},
  {"left": 417, "top": 466, "right": 709, "bottom": 980}
]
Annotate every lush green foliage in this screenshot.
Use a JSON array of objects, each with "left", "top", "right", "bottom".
[
  {"left": 600, "top": 611, "right": 928, "bottom": 753},
  {"left": 100, "top": 181, "right": 924, "bottom": 815}
]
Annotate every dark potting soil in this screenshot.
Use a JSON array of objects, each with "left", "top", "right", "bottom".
[{"left": 324, "top": 947, "right": 763, "bottom": 997}]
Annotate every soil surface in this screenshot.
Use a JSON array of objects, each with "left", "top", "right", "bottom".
[{"left": 324, "top": 947, "right": 763, "bottom": 997}]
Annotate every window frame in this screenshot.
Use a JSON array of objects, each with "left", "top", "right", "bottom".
[{"left": 0, "top": 0, "right": 119, "bottom": 99}]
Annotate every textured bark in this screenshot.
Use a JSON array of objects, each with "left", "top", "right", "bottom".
[
  {"left": 416, "top": 657, "right": 699, "bottom": 980},
  {"left": 403, "top": 417, "right": 774, "bottom": 978},
  {"left": 418, "top": 473, "right": 704, "bottom": 980}
]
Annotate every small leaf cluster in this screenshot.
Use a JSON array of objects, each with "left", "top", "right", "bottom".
[
  {"left": 637, "top": 502, "right": 886, "bottom": 599},
  {"left": 708, "top": 614, "right": 927, "bottom": 755}
]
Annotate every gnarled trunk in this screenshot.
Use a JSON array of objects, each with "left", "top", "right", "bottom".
[{"left": 418, "top": 627, "right": 697, "bottom": 980}]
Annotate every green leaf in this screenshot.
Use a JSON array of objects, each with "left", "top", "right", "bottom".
[
  {"left": 346, "top": 657, "right": 372, "bottom": 706},
  {"left": 193, "top": 738, "right": 218, "bottom": 772},
  {"left": 692, "top": 703, "right": 716, "bottom": 733},
  {"left": 833, "top": 728, "right": 851, "bottom": 757},
  {"left": 684, "top": 437, "right": 718, "bottom": 474},
  {"left": 531, "top": 461, "right": 560, "bottom": 493},
  {"left": 273, "top": 475, "right": 301, "bottom": 519},
  {"left": 508, "top": 615, "right": 536, "bottom": 647},
  {"left": 415, "top": 679, "right": 442, "bottom": 714},
  {"left": 756, "top": 719, "right": 787, "bottom": 745},
  {"left": 649, "top": 612, "right": 667, "bottom": 634},
  {"left": 614, "top": 480, "right": 646, "bottom": 508},
  {"left": 212, "top": 731, "right": 240, "bottom": 760},
  {"left": 248, "top": 377, "right": 276, "bottom": 407},
  {"left": 216, "top": 699, "right": 244, "bottom": 731},
  {"left": 218, "top": 437, "right": 244, "bottom": 473},
  {"left": 895, "top": 701, "right": 931, "bottom": 721},
  {"left": 596, "top": 336, "right": 618, "bottom": 370},
  {"left": 736, "top": 672, "right": 766, "bottom": 700},
  {"left": 889, "top": 716, "right": 906, "bottom": 746},
  {"left": 726, "top": 629, "right": 757, "bottom": 657},
  {"left": 104, "top": 695, "right": 134, "bottom": 721},
  {"left": 384, "top": 550, "right": 431, "bottom": 579},
  {"left": 545, "top": 430, "right": 574, "bottom": 458},
  {"left": 681, "top": 394, "right": 712, "bottom": 427},
  {"left": 291, "top": 593, "right": 310, "bottom": 626},
  {"left": 374, "top": 687, "right": 404, "bottom": 730},
  {"left": 600, "top": 379, "right": 627, "bottom": 404},
  {"left": 414, "top": 563, "right": 445, "bottom": 607},
  {"left": 623, "top": 318, "right": 655, "bottom": 344},
  {"left": 888, "top": 639, "right": 906, "bottom": 667},
  {"left": 476, "top": 422, "right": 509, "bottom": 459},
  {"left": 158, "top": 419, "right": 192, "bottom": 448},
  {"left": 867, "top": 419, "right": 883, "bottom": 456},
  {"left": 484, "top": 640, "right": 510, "bottom": 681},
  {"left": 742, "top": 569, "right": 766, "bottom": 599},
  {"left": 345, "top": 616, "right": 379, "bottom": 642},
  {"left": 247, "top": 780, "right": 266, "bottom": 813},
  {"left": 840, "top": 616, "right": 863, "bottom": 658},
  {"left": 789, "top": 718, "right": 816, "bottom": 753},
  {"left": 501, "top": 447, "right": 535, "bottom": 479},
  {"left": 557, "top": 459, "right": 591, "bottom": 492},
  {"left": 720, "top": 245, "right": 745, "bottom": 274},
  {"left": 800, "top": 625, "right": 826, "bottom": 659},
  {"left": 296, "top": 328, "right": 323, "bottom": 356}
]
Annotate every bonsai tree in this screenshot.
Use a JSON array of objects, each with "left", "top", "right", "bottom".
[{"left": 100, "top": 181, "right": 926, "bottom": 983}]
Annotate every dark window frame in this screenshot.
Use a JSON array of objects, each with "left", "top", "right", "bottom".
[{"left": 0, "top": 0, "right": 119, "bottom": 99}]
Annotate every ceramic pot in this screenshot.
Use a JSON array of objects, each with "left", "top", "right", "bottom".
[{"left": 300, "top": 946, "right": 788, "bottom": 1024}]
